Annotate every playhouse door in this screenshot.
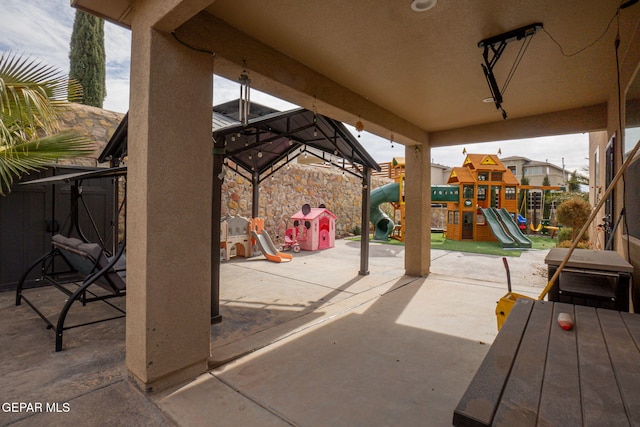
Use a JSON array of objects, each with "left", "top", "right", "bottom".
[
  {"left": 462, "top": 212, "right": 474, "bottom": 239},
  {"left": 318, "top": 217, "right": 330, "bottom": 249}
]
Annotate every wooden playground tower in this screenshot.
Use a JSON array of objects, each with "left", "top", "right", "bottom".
[
  {"left": 444, "top": 153, "right": 563, "bottom": 244},
  {"left": 444, "top": 154, "right": 519, "bottom": 242},
  {"left": 375, "top": 155, "right": 565, "bottom": 244},
  {"left": 388, "top": 158, "right": 406, "bottom": 241},
  {"left": 376, "top": 157, "right": 461, "bottom": 241}
]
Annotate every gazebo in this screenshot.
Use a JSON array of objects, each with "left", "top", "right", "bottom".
[{"left": 103, "top": 101, "right": 380, "bottom": 322}]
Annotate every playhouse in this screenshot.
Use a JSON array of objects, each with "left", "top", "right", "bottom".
[
  {"left": 220, "top": 215, "right": 263, "bottom": 261},
  {"left": 445, "top": 154, "right": 522, "bottom": 244},
  {"left": 290, "top": 205, "right": 336, "bottom": 251}
]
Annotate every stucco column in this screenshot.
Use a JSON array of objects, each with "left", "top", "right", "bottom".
[
  {"left": 126, "top": 24, "right": 213, "bottom": 391},
  {"left": 404, "top": 143, "right": 431, "bottom": 276}
]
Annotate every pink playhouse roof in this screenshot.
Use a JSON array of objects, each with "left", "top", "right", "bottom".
[{"left": 291, "top": 207, "right": 336, "bottom": 220}]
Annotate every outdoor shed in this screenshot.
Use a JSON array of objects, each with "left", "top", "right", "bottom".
[{"left": 291, "top": 205, "right": 336, "bottom": 251}]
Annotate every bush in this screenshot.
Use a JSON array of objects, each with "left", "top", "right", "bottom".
[
  {"left": 557, "top": 227, "right": 589, "bottom": 243},
  {"left": 556, "top": 239, "right": 591, "bottom": 249},
  {"left": 556, "top": 197, "right": 591, "bottom": 241},
  {"left": 557, "top": 227, "right": 571, "bottom": 242}
]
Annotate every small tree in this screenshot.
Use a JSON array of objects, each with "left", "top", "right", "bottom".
[
  {"left": 567, "top": 170, "right": 588, "bottom": 193},
  {"left": 69, "top": 10, "right": 106, "bottom": 107},
  {"left": 542, "top": 175, "right": 550, "bottom": 186},
  {"left": 556, "top": 197, "right": 591, "bottom": 242}
]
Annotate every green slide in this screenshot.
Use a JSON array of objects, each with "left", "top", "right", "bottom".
[
  {"left": 497, "top": 208, "right": 532, "bottom": 248},
  {"left": 481, "top": 207, "right": 532, "bottom": 248},
  {"left": 370, "top": 182, "right": 399, "bottom": 241},
  {"left": 480, "top": 208, "right": 516, "bottom": 248}
]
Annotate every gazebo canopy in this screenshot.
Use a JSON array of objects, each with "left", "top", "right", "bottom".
[
  {"left": 212, "top": 100, "right": 380, "bottom": 181},
  {"left": 101, "top": 102, "right": 380, "bottom": 180}
]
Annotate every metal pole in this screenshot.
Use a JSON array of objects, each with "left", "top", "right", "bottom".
[
  {"left": 211, "top": 138, "right": 224, "bottom": 324},
  {"left": 252, "top": 172, "right": 259, "bottom": 219},
  {"left": 359, "top": 167, "right": 371, "bottom": 275}
]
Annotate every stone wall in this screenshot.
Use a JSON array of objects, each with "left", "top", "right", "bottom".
[
  {"left": 221, "top": 162, "right": 392, "bottom": 238},
  {"left": 54, "top": 107, "right": 449, "bottom": 241},
  {"left": 56, "top": 103, "right": 124, "bottom": 166}
]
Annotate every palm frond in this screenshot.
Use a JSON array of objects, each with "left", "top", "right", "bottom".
[
  {"left": 1, "top": 52, "right": 93, "bottom": 196},
  {"left": 0, "top": 52, "right": 83, "bottom": 140},
  {"left": 0, "top": 131, "right": 93, "bottom": 195}
]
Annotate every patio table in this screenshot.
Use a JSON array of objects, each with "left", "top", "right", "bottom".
[{"left": 453, "top": 299, "right": 640, "bottom": 426}]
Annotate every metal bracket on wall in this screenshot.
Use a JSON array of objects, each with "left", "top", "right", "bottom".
[{"left": 478, "top": 23, "right": 543, "bottom": 120}]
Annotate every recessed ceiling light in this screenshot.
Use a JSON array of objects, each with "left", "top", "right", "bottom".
[{"left": 411, "top": 0, "right": 437, "bottom": 12}]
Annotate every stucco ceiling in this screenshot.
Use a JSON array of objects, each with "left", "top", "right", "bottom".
[
  {"left": 206, "top": 1, "right": 623, "bottom": 131},
  {"left": 73, "top": 0, "right": 640, "bottom": 145}
]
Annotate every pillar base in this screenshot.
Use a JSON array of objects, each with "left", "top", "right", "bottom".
[{"left": 128, "top": 359, "right": 209, "bottom": 394}]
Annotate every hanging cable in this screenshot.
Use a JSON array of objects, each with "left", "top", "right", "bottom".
[
  {"left": 541, "top": 3, "right": 621, "bottom": 58},
  {"left": 501, "top": 35, "right": 533, "bottom": 96},
  {"left": 171, "top": 32, "right": 216, "bottom": 56}
]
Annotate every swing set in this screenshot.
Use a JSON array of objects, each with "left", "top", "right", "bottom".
[{"left": 518, "top": 185, "right": 563, "bottom": 233}]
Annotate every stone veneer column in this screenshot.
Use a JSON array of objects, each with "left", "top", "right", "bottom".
[
  {"left": 404, "top": 143, "right": 431, "bottom": 276},
  {"left": 126, "top": 23, "right": 213, "bottom": 391}
]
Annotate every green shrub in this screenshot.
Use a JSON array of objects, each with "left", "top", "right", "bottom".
[
  {"left": 557, "top": 239, "right": 591, "bottom": 249},
  {"left": 557, "top": 227, "right": 589, "bottom": 243},
  {"left": 556, "top": 197, "right": 591, "bottom": 241}
]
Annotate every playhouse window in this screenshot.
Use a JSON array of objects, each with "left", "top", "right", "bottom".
[
  {"left": 448, "top": 211, "right": 459, "bottom": 225},
  {"left": 491, "top": 172, "right": 503, "bottom": 181},
  {"left": 477, "top": 185, "right": 487, "bottom": 201},
  {"left": 505, "top": 186, "right": 516, "bottom": 200},
  {"left": 478, "top": 172, "right": 488, "bottom": 181},
  {"left": 463, "top": 185, "right": 474, "bottom": 198}
]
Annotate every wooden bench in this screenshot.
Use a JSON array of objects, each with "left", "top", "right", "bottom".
[
  {"left": 16, "top": 234, "right": 126, "bottom": 351},
  {"left": 453, "top": 299, "right": 640, "bottom": 426}
]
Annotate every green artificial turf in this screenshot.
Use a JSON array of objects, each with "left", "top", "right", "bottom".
[
  {"left": 430, "top": 233, "right": 556, "bottom": 257},
  {"left": 348, "top": 233, "right": 557, "bottom": 257}
]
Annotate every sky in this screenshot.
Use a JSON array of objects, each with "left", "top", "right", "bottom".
[{"left": 0, "top": 0, "right": 589, "bottom": 173}]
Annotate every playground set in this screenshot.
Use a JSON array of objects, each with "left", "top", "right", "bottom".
[
  {"left": 220, "top": 204, "right": 337, "bottom": 263},
  {"left": 369, "top": 155, "right": 563, "bottom": 248},
  {"left": 290, "top": 204, "right": 336, "bottom": 251},
  {"left": 220, "top": 215, "right": 293, "bottom": 263}
]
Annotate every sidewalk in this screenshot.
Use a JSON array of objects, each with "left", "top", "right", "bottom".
[{"left": 0, "top": 239, "right": 548, "bottom": 426}]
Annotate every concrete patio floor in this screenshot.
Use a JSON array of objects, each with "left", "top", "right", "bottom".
[{"left": 0, "top": 238, "right": 549, "bottom": 426}]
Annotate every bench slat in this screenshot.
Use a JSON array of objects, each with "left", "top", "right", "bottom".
[
  {"left": 600, "top": 309, "right": 640, "bottom": 424},
  {"left": 453, "top": 298, "right": 534, "bottom": 427},
  {"left": 537, "top": 303, "right": 582, "bottom": 426},
  {"left": 492, "top": 301, "right": 553, "bottom": 427},
  {"left": 575, "top": 305, "right": 628, "bottom": 426}
]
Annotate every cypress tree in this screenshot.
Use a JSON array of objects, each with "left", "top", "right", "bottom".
[{"left": 69, "top": 10, "right": 106, "bottom": 108}]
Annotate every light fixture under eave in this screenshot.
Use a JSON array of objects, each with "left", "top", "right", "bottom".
[{"left": 411, "top": 0, "right": 437, "bottom": 12}]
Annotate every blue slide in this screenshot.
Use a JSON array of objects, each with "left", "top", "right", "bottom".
[{"left": 370, "top": 182, "right": 399, "bottom": 241}]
